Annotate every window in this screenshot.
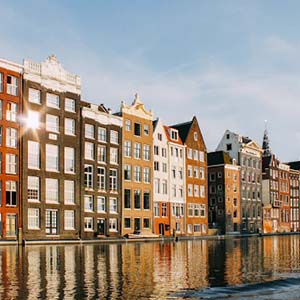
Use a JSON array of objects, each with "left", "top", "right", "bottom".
[
  {"left": 134, "top": 123, "right": 141, "bottom": 136},
  {"left": 125, "top": 119, "right": 131, "bottom": 131},
  {"left": 158, "top": 134, "right": 162, "bottom": 141},
  {"left": 0, "top": 73, "right": 2, "bottom": 92},
  {"left": 226, "top": 144, "right": 232, "bottom": 151},
  {"left": 193, "top": 167, "right": 199, "bottom": 178},
  {"left": 162, "top": 163, "right": 167, "bottom": 173},
  {"left": 144, "top": 167, "right": 150, "bottom": 183},
  {"left": 144, "top": 124, "right": 149, "bottom": 135},
  {"left": 162, "top": 148, "right": 167, "bottom": 157},
  {"left": 200, "top": 185, "right": 205, "bottom": 198},
  {"left": 0, "top": 100, "right": 2, "bottom": 120},
  {"left": 28, "top": 141, "right": 40, "bottom": 169},
  {"left": 28, "top": 88, "right": 41, "bottom": 104},
  {"left": 194, "top": 132, "right": 198, "bottom": 141},
  {"left": 65, "top": 118, "right": 75, "bottom": 135},
  {"left": 143, "top": 218, "right": 150, "bottom": 229},
  {"left": 6, "top": 154, "right": 17, "bottom": 174},
  {"left": 162, "top": 180, "right": 167, "bottom": 194},
  {"left": 172, "top": 185, "right": 176, "bottom": 197},
  {"left": 46, "top": 144, "right": 59, "bottom": 171},
  {"left": 97, "top": 145, "right": 106, "bottom": 163},
  {"left": 188, "top": 184, "right": 193, "bottom": 196},
  {"left": 64, "top": 147, "right": 75, "bottom": 173},
  {"left": 188, "top": 165, "right": 193, "bottom": 177},
  {"left": 110, "top": 148, "right": 118, "bottom": 164},
  {"left": 124, "top": 189, "right": 131, "bottom": 208},
  {"left": 46, "top": 178, "right": 59, "bottom": 203},
  {"left": 154, "top": 145, "right": 159, "bottom": 155},
  {"left": 134, "top": 166, "right": 141, "bottom": 182},
  {"left": 6, "top": 75, "right": 18, "bottom": 96},
  {"left": 124, "top": 141, "right": 131, "bottom": 157},
  {"left": 194, "top": 185, "right": 199, "bottom": 197},
  {"left": 172, "top": 166, "right": 176, "bottom": 179},
  {"left": 6, "top": 181, "right": 17, "bottom": 206},
  {"left": 200, "top": 204, "right": 206, "bottom": 217},
  {"left": 134, "top": 143, "right": 141, "bottom": 159},
  {"left": 124, "top": 218, "right": 131, "bottom": 228},
  {"left": 110, "top": 130, "right": 118, "bottom": 144},
  {"left": 46, "top": 114, "right": 59, "bottom": 132},
  {"left": 143, "top": 191, "right": 150, "bottom": 209},
  {"left": 84, "top": 195, "right": 94, "bottom": 212},
  {"left": 143, "top": 144, "right": 150, "bottom": 160},
  {"left": 84, "top": 165, "right": 93, "bottom": 188},
  {"left": 6, "top": 127, "right": 17, "bottom": 148},
  {"left": 26, "top": 110, "right": 40, "bottom": 129},
  {"left": 84, "top": 142, "right": 94, "bottom": 160},
  {"left": 28, "top": 208, "right": 40, "bottom": 229},
  {"left": 179, "top": 168, "right": 183, "bottom": 179},
  {"left": 97, "top": 196, "right": 106, "bottom": 212},
  {"left": 199, "top": 151, "right": 205, "bottom": 162},
  {"left": 124, "top": 164, "right": 131, "bottom": 181},
  {"left": 154, "top": 203, "right": 160, "bottom": 217},
  {"left": 194, "top": 204, "right": 200, "bottom": 216},
  {"left": 162, "top": 203, "right": 167, "bottom": 217},
  {"left": 134, "top": 190, "right": 141, "bottom": 209},
  {"left": 109, "top": 218, "right": 118, "bottom": 232},
  {"left": 199, "top": 167, "right": 205, "bottom": 179},
  {"left": 98, "top": 127, "right": 107, "bottom": 142},
  {"left": 84, "top": 217, "right": 93, "bottom": 231},
  {"left": 170, "top": 129, "right": 178, "bottom": 141},
  {"left": 64, "top": 180, "right": 75, "bottom": 204},
  {"left": 6, "top": 102, "right": 17, "bottom": 122},
  {"left": 109, "top": 169, "right": 117, "bottom": 192},
  {"left": 97, "top": 167, "right": 106, "bottom": 190},
  {"left": 110, "top": 198, "right": 118, "bottom": 213},
  {"left": 65, "top": 98, "right": 76, "bottom": 112},
  {"left": 193, "top": 150, "right": 198, "bottom": 160},
  {"left": 64, "top": 210, "right": 75, "bottom": 230},
  {"left": 188, "top": 204, "right": 193, "bottom": 216},
  {"left": 85, "top": 124, "right": 94, "bottom": 139},
  {"left": 28, "top": 176, "right": 39, "bottom": 202},
  {"left": 154, "top": 178, "right": 160, "bottom": 194},
  {"left": 154, "top": 161, "right": 159, "bottom": 171},
  {"left": 187, "top": 148, "right": 193, "bottom": 159},
  {"left": 46, "top": 93, "right": 59, "bottom": 108}
]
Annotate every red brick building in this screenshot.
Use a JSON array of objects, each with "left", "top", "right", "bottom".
[{"left": 0, "top": 59, "right": 23, "bottom": 240}]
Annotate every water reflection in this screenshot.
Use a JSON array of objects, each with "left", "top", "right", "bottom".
[{"left": 0, "top": 236, "right": 298, "bottom": 299}]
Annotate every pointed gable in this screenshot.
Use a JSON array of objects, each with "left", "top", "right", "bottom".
[{"left": 172, "top": 116, "right": 206, "bottom": 150}]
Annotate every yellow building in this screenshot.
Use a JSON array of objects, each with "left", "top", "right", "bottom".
[{"left": 119, "top": 94, "right": 154, "bottom": 236}]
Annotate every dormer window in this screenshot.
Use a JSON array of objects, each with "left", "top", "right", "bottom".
[{"left": 170, "top": 129, "right": 178, "bottom": 141}]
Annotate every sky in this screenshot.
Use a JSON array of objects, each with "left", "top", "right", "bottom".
[{"left": 1, "top": 0, "right": 300, "bottom": 161}]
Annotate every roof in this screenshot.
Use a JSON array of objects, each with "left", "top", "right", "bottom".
[
  {"left": 262, "top": 155, "right": 272, "bottom": 172},
  {"left": 152, "top": 119, "right": 159, "bottom": 131},
  {"left": 286, "top": 161, "right": 300, "bottom": 171},
  {"left": 208, "top": 151, "right": 232, "bottom": 166},
  {"left": 163, "top": 126, "right": 183, "bottom": 145},
  {"left": 242, "top": 136, "right": 252, "bottom": 144},
  {"left": 171, "top": 120, "right": 193, "bottom": 143}
]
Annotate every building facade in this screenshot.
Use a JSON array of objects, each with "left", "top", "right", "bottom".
[
  {"left": 216, "top": 130, "right": 263, "bottom": 234},
  {"left": 22, "top": 55, "right": 81, "bottom": 240},
  {"left": 173, "top": 117, "right": 208, "bottom": 235},
  {"left": 81, "top": 102, "right": 122, "bottom": 238},
  {"left": 153, "top": 119, "right": 171, "bottom": 236},
  {"left": 208, "top": 151, "right": 241, "bottom": 234},
  {"left": 0, "top": 59, "right": 22, "bottom": 240},
  {"left": 119, "top": 94, "right": 154, "bottom": 236},
  {"left": 164, "top": 125, "right": 186, "bottom": 236}
]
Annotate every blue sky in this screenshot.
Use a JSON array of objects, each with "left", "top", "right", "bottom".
[{"left": 1, "top": 1, "right": 300, "bottom": 161}]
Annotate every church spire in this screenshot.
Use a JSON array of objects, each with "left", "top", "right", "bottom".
[{"left": 262, "top": 120, "right": 272, "bottom": 157}]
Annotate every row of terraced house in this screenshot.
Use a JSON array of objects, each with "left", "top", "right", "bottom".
[{"left": 0, "top": 55, "right": 299, "bottom": 243}]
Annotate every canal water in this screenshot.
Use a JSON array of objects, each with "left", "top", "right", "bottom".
[{"left": 0, "top": 235, "right": 300, "bottom": 299}]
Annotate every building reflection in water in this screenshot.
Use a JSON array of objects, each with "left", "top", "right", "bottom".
[{"left": 0, "top": 237, "right": 298, "bottom": 299}]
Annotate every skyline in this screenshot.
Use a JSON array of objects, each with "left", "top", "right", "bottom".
[{"left": 1, "top": 1, "right": 300, "bottom": 161}]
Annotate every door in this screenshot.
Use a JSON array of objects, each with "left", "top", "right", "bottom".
[
  {"left": 97, "top": 218, "right": 105, "bottom": 235},
  {"left": 159, "top": 223, "right": 165, "bottom": 236},
  {"left": 46, "top": 210, "right": 58, "bottom": 235},
  {"left": 6, "top": 214, "right": 16, "bottom": 237}
]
